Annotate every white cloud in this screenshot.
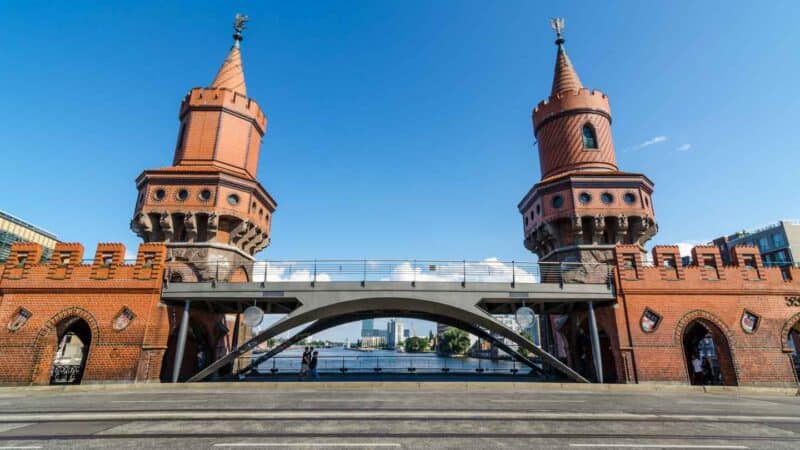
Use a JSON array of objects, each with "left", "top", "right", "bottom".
[
  {"left": 674, "top": 241, "right": 709, "bottom": 257},
  {"left": 381, "top": 258, "right": 538, "bottom": 283},
  {"left": 631, "top": 136, "right": 668, "bottom": 150},
  {"left": 249, "top": 259, "right": 539, "bottom": 284},
  {"left": 675, "top": 143, "right": 692, "bottom": 152}
]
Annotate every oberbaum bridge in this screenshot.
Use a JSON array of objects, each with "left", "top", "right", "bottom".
[{"left": 3, "top": 16, "right": 800, "bottom": 387}]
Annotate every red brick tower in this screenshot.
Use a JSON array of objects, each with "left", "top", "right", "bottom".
[
  {"left": 519, "top": 20, "right": 656, "bottom": 264},
  {"left": 131, "top": 15, "right": 276, "bottom": 280}
]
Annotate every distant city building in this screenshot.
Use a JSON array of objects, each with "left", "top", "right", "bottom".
[
  {"left": 0, "top": 210, "right": 58, "bottom": 262},
  {"left": 361, "top": 319, "right": 374, "bottom": 337},
  {"left": 361, "top": 318, "right": 387, "bottom": 338},
  {"left": 403, "top": 329, "right": 410, "bottom": 339},
  {"left": 386, "top": 319, "right": 405, "bottom": 349},
  {"left": 712, "top": 221, "right": 800, "bottom": 266},
  {"left": 358, "top": 335, "right": 385, "bottom": 349}
]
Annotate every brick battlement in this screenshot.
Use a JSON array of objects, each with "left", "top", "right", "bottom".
[
  {"left": 0, "top": 241, "right": 170, "bottom": 385},
  {"left": 1, "top": 242, "right": 166, "bottom": 287},
  {"left": 533, "top": 88, "right": 610, "bottom": 124},
  {"left": 615, "top": 244, "right": 800, "bottom": 290},
  {"left": 180, "top": 87, "right": 266, "bottom": 133}
]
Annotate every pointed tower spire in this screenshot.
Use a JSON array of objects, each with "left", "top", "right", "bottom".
[
  {"left": 211, "top": 14, "right": 249, "bottom": 95},
  {"left": 549, "top": 18, "right": 583, "bottom": 96}
]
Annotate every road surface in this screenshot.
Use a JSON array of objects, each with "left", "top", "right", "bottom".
[{"left": 0, "top": 383, "right": 799, "bottom": 449}]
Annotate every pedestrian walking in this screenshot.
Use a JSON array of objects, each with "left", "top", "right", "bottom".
[
  {"left": 298, "top": 346, "right": 310, "bottom": 380},
  {"left": 702, "top": 356, "right": 713, "bottom": 385},
  {"left": 691, "top": 353, "right": 703, "bottom": 385},
  {"left": 310, "top": 350, "right": 319, "bottom": 381}
]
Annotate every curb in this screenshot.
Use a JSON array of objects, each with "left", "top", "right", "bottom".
[{"left": 1, "top": 381, "right": 798, "bottom": 396}]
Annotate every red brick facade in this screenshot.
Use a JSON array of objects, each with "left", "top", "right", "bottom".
[
  {"left": 0, "top": 242, "right": 168, "bottom": 385},
  {"left": 600, "top": 244, "right": 800, "bottom": 386}
]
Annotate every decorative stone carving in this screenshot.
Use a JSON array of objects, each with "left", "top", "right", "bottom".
[
  {"left": 206, "top": 212, "right": 219, "bottom": 241},
  {"left": 615, "top": 214, "right": 628, "bottom": 244},
  {"left": 183, "top": 212, "right": 197, "bottom": 242},
  {"left": 159, "top": 212, "right": 174, "bottom": 242},
  {"left": 592, "top": 215, "right": 605, "bottom": 244},
  {"left": 130, "top": 212, "right": 153, "bottom": 241},
  {"left": 572, "top": 214, "right": 583, "bottom": 243}
]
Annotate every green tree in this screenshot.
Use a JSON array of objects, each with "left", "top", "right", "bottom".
[
  {"left": 404, "top": 336, "right": 430, "bottom": 353},
  {"left": 517, "top": 330, "right": 535, "bottom": 358},
  {"left": 437, "top": 327, "right": 471, "bottom": 355}
]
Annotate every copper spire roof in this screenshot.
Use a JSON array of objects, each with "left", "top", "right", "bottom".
[
  {"left": 210, "top": 14, "right": 249, "bottom": 95},
  {"left": 211, "top": 45, "right": 247, "bottom": 96},
  {"left": 550, "top": 39, "right": 583, "bottom": 96}
]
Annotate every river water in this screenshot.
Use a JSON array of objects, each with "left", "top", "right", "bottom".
[{"left": 255, "top": 347, "right": 524, "bottom": 374}]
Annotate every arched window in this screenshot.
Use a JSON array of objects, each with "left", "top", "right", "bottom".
[{"left": 582, "top": 124, "right": 598, "bottom": 149}]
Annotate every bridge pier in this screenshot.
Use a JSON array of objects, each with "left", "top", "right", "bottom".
[
  {"left": 171, "top": 300, "right": 192, "bottom": 383},
  {"left": 587, "top": 301, "right": 604, "bottom": 383}
]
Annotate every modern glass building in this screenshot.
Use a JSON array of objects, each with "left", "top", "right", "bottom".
[
  {"left": 0, "top": 210, "right": 58, "bottom": 262},
  {"left": 712, "top": 220, "right": 800, "bottom": 267}
]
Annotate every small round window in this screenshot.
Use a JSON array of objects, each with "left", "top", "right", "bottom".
[
  {"left": 177, "top": 189, "right": 189, "bottom": 201},
  {"left": 227, "top": 194, "right": 240, "bottom": 206},
  {"left": 579, "top": 192, "right": 591, "bottom": 204},
  {"left": 624, "top": 193, "right": 636, "bottom": 204},
  {"left": 199, "top": 189, "right": 212, "bottom": 201},
  {"left": 601, "top": 193, "right": 613, "bottom": 204},
  {"left": 552, "top": 195, "right": 564, "bottom": 209},
  {"left": 153, "top": 189, "right": 166, "bottom": 201}
]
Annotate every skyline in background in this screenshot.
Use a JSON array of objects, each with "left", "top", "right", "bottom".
[{"left": 2, "top": 1, "right": 798, "bottom": 340}]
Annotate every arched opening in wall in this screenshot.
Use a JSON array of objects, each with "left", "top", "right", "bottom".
[
  {"left": 160, "top": 313, "right": 223, "bottom": 382},
  {"left": 682, "top": 319, "right": 737, "bottom": 386},
  {"left": 49, "top": 317, "right": 92, "bottom": 385},
  {"left": 570, "top": 320, "right": 618, "bottom": 383},
  {"left": 786, "top": 321, "right": 800, "bottom": 382}
]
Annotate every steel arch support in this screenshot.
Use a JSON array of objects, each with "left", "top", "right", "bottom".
[
  {"left": 187, "top": 298, "right": 588, "bottom": 383},
  {"left": 237, "top": 311, "right": 544, "bottom": 376}
]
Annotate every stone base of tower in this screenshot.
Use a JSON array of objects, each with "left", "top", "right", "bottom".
[{"left": 165, "top": 244, "right": 254, "bottom": 283}]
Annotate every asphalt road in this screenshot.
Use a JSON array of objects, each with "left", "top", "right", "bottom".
[{"left": 1, "top": 383, "right": 799, "bottom": 449}]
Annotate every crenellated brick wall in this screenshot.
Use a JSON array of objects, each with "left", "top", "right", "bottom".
[
  {"left": 0, "top": 242, "right": 169, "bottom": 385},
  {"left": 611, "top": 244, "right": 800, "bottom": 386}
]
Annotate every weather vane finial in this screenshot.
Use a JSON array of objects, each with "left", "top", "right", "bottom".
[
  {"left": 232, "top": 13, "right": 249, "bottom": 48},
  {"left": 549, "top": 17, "right": 565, "bottom": 47}
]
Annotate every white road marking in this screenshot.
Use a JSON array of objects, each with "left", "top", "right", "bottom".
[
  {"left": 0, "top": 446, "right": 43, "bottom": 449},
  {"left": 0, "top": 423, "right": 33, "bottom": 433},
  {"left": 489, "top": 399, "right": 585, "bottom": 403},
  {"left": 677, "top": 400, "right": 765, "bottom": 406},
  {"left": 111, "top": 400, "right": 207, "bottom": 404},
  {"left": 0, "top": 410, "right": 798, "bottom": 423},
  {"left": 569, "top": 445, "right": 747, "bottom": 449},
  {"left": 214, "top": 444, "right": 401, "bottom": 448}
]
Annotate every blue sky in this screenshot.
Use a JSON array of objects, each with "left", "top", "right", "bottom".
[{"left": 2, "top": 1, "right": 799, "bottom": 340}]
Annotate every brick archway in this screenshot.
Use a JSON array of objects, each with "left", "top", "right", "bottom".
[
  {"left": 781, "top": 312, "right": 800, "bottom": 351},
  {"left": 781, "top": 312, "right": 800, "bottom": 382},
  {"left": 676, "top": 310, "right": 738, "bottom": 386},
  {"left": 29, "top": 307, "right": 101, "bottom": 385}
]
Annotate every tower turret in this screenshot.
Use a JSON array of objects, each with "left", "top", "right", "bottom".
[
  {"left": 131, "top": 15, "right": 276, "bottom": 280},
  {"left": 519, "top": 19, "right": 656, "bottom": 265}
]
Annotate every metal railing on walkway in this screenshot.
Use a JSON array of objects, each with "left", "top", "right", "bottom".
[
  {"left": 234, "top": 354, "right": 534, "bottom": 375},
  {"left": 165, "top": 259, "right": 612, "bottom": 285}
]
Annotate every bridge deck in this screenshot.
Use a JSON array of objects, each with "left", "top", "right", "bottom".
[{"left": 161, "top": 281, "right": 616, "bottom": 314}]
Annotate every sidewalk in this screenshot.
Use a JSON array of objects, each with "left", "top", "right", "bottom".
[{"left": 1, "top": 380, "right": 798, "bottom": 396}]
